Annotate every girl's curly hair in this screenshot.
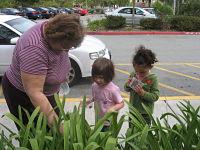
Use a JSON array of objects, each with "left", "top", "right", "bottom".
[
  {"left": 44, "top": 14, "right": 84, "bottom": 48},
  {"left": 132, "top": 45, "right": 158, "bottom": 68}
]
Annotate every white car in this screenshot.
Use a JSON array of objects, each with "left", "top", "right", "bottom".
[
  {"left": 105, "top": 7, "right": 157, "bottom": 25},
  {"left": 0, "top": 15, "right": 111, "bottom": 86}
]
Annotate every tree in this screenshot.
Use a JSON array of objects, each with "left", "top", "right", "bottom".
[{"left": 14, "top": 0, "right": 40, "bottom": 6}]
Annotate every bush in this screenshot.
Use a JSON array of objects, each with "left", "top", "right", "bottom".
[
  {"left": 104, "top": 16, "right": 126, "bottom": 29},
  {"left": 178, "top": 0, "right": 200, "bottom": 16},
  {"left": 140, "top": 18, "right": 163, "bottom": 30},
  {"left": 87, "top": 19, "right": 107, "bottom": 31},
  {"left": 170, "top": 16, "right": 200, "bottom": 31},
  {"left": 0, "top": 95, "right": 125, "bottom": 149},
  {"left": 124, "top": 101, "right": 200, "bottom": 149},
  {"left": 153, "top": 1, "right": 173, "bottom": 17}
]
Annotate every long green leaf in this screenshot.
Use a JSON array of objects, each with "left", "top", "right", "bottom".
[
  {"left": 63, "top": 120, "right": 70, "bottom": 150},
  {"left": 29, "top": 138, "right": 39, "bottom": 150},
  {"left": 104, "top": 137, "right": 117, "bottom": 150}
]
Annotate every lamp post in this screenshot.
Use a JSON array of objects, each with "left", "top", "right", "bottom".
[
  {"left": 173, "top": 0, "right": 176, "bottom": 15},
  {"left": 132, "top": 0, "right": 135, "bottom": 28}
]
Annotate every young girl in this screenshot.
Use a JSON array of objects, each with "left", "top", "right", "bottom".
[
  {"left": 81, "top": 58, "right": 124, "bottom": 131},
  {"left": 124, "top": 45, "right": 159, "bottom": 125}
]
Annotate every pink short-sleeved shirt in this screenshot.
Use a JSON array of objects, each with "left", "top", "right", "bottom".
[{"left": 92, "top": 81, "right": 123, "bottom": 118}]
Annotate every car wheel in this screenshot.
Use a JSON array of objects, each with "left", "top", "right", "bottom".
[{"left": 68, "top": 59, "right": 81, "bottom": 87}]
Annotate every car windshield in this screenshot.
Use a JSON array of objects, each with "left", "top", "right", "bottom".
[
  {"left": 5, "top": 17, "right": 35, "bottom": 33},
  {"left": 27, "top": 8, "right": 36, "bottom": 11}
]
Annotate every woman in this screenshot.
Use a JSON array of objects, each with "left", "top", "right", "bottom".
[{"left": 2, "top": 14, "right": 84, "bottom": 129}]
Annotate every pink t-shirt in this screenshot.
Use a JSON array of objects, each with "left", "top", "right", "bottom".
[{"left": 92, "top": 81, "right": 123, "bottom": 118}]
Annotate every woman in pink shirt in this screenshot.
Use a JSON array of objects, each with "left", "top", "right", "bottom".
[
  {"left": 2, "top": 14, "right": 84, "bottom": 132},
  {"left": 81, "top": 58, "right": 124, "bottom": 132}
]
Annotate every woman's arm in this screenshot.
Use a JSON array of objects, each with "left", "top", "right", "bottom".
[{"left": 21, "top": 71, "right": 58, "bottom": 125}]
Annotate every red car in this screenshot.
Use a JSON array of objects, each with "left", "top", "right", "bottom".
[{"left": 74, "top": 7, "right": 88, "bottom": 16}]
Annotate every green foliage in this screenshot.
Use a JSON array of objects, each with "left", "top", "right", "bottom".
[
  {"left": 0, "top": 0, "right": 16, "bottom": 8},
  {"left": 140, "top": 18, "right": 163, "bottom": 30},
  {"left": 87, "top": 19, "right": 107, "bottom": 31},
  {"left": 153, "top": 1, "right": 173, "bottom": 17},
  {"left": 170, "top": 16, "right": 200, "bottom": 31},
  {"left": 178, "top": 0, "right": 200, "bottom": 16},
  {"left": 105, "top": 16, "right": 126, "bottom": 29},
  {"left": 123, "top": 101, "right": 200, "bottom": 149},
  {"left": 0, "top": 95, "right": 124, "bottom": 149}
]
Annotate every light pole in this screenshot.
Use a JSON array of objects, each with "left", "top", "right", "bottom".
[
  {"left": 132, "top": 0, "right": 135, "bottom": 28},
  {"left": 173, "top": 0, "right": 176, "bottom": 15}
]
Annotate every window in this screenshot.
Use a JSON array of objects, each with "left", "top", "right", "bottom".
[
  {"left": 135, "top": 8, "right": 144, "bottom": 15},
  {"left": 119, "top": 8, "right": 132, "bottom": 14},
  {"left": 0, "top": 25, "right": 18, "bottom": 44},
  {"left": 6, "top": 17, "right": 35, "bottom": 34}
]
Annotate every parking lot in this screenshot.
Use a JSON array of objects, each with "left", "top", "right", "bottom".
[{"left": 1, "top": 34, "right": 200, "bottom": 102}]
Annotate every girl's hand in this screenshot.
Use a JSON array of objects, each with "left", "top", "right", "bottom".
[
  {"left": 134, "top": 84, "right": 145, "bottom": 96},
  {"left": 107, "top": 108, "right": 115, "bottom": 113}
]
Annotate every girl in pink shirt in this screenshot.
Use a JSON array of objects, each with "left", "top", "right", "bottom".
[{"left": 81, "top": 58, "right": 124, "bottom": 132}]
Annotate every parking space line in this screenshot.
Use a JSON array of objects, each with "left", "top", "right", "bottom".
[
  {"left": 154, "top": 66, "right": 200, "bottom": 81},
  {"left": 115, "top": 68, "right": 195, "bottom": 96},
  {"left": 116, "top": 63, "right": 200, "bottom": 66},
  {"left": 185, "top": 63, "right": 200, "bottom": 69}
]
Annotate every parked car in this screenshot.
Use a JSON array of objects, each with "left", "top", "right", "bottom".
[
  {"left": 143, "top": 7, "right": 156, "bottom": 15},
  {"left": 105, "top": 7, "right": 156, "bottom": 25},
  {"left": 19, "top": 7, "right": 41, "bottom": 20},
  {"left": 0, "top": 8, "right": 24, "bottom": 16},
  {"left": 34, "top": 7, "right": 52, "bottom": 19},
  {"left": 58, "top": 8, "right": 74, "bottom": 14},
  {"left": 0, "top": 15, "right": 111, "bottom": 86},
  {"left": 73, "top": 7, "right": 88, "bottom": 16},
  {"left": 48, "top": 7, "right": 59, "bottom": 16}
]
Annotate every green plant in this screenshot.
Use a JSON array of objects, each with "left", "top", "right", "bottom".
[
  {"left": 105, "top": 16, "right": 126, "bottom": 30},
  {"left": 170, "top": 16, "right": 200, "bottom": 31},
  {"left": 0, "top": 95, "right": 125, "bottom": 149},
  {"left": 153, "top": 1, "right": 173, "bottom": 17},
  {"left": 178, "top": 0, "right": 200, "bottom": 16},
  {"left": 123, "top": 101, "right": 200, "bottom": 150},
  {"left": 140, "top": 18, "right": 163, "bottom": 30},
  {"left": 87, "top": 19, "right": 107, "bottom": 31}
]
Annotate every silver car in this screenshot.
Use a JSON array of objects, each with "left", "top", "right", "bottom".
[{"left": 105, "top": 7, "right": 157, "bottom": 25}]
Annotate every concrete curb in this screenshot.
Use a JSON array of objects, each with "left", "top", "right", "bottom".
[{"left": 86, "top": 31, "right": 200, "bottom": 35}]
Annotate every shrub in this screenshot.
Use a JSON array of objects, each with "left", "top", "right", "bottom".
[
  {"left": 170, "top": 16, "right": 200, "bottom": 31},
  {"left": 0, "top": 95, "right": 125, "bottom": 149},
  {"left": 123, "top": 101, "right": 200, "bottom": 149},
  {"left": 140, "top": 18, "right": 163, "bottom": 30},
  {"left": 153, "top": 1, "right": 173, "bottom": 17},
  {"left": 178, "top": 0, "right": 200, "bottom": 16},
  {"left": 87, "top": 19, "right": 107, "bottom": 31},
  {"left": 104, "top": 16, "right": 126, "bottom": 30}
]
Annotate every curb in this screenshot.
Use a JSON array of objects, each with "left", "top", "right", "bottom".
[{"left": 86, "top": 31, "right": 200, "bottom": 35}]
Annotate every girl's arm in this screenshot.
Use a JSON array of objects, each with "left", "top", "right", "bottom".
[
  {"left": 124, "top": 72, "right": 135, "bottom": 92},
  {"left": 107, "top": 101, "right": 124, "bottom": 112},
  {"left": 79, "top": 97, "right": 94, "bottom": 108},
  {"left": 139, "top": 76, "right": 159, "bottom": 102}
]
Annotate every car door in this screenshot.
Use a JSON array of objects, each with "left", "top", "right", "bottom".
[
  {"left": 118, "top": 8, "right": 133, "bottom": 24},
  {"left": 0, "top": 24, "right": 19, "bottom": 75},
  {"left": 134, "top": 8, "right": 145, "bottom": 25}
]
